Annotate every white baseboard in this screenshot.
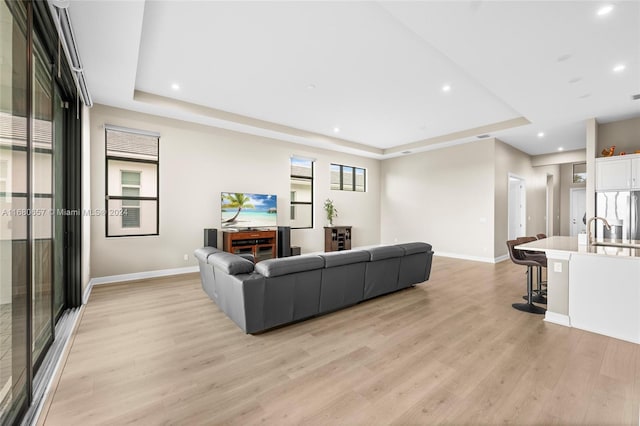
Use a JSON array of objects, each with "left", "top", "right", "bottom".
[
  {"left": 494, "top": 254, "right": 509, "bottom": 263},
  {"left": 84, "top": 266, "right": 199, "bottom": 304},
  {"left": 435, "top": 251, "right": 507, "bottom": 264},
  {"left": 544, "top": 311, "right": 571, "bottom": 327},
  {"left": 570, "top": 320, "right": 640, "bottom": 345}
]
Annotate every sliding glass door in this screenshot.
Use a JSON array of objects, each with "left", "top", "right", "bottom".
[
  {"left": 0, "top": 1, "right": 30, "bottom": 422},
  {"left": 0, "top": 1, "right": 81, "bottom": 423},
  {"left": 31, "top": 34, "right": 54, "bottom": 368}
]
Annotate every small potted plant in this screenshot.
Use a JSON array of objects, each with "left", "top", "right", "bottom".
[{"left": 324, "top": 198, "right": 338, "bottom": 226}]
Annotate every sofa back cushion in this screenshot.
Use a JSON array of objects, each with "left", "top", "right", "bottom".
[
  {"left": 255, "top": 255, "right": 324, "bottom": 278},
  {"left": 210, "top": 252, "right": 255, "bottom": 275},
  {"left": 319, "top": 250, "right": 369, "bottom": 268},
  {"left": 395, "top": 242, "right": 432, "bottom": 256},
  {"left": 363, "top": 246, "right": 403, "bottom": 299},
  {"left": 366, "top": 245, "right": 404, "bottom": 261}
]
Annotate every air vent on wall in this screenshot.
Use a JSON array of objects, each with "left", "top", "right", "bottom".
[
  {"left": 476, "top": 134, "right": 491, "bottom": 139},
  {"left": 632, "top": 94, "right": 640, "bottom": 100}
]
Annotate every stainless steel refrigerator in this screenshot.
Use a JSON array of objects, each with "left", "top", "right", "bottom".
[{"left": 595, "top": 191, "right": 640, "bottom": 240}]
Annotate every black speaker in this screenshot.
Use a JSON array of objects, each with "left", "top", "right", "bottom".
[
  {"left": 204, "top": 228, "right": 218, "bottom": 248},
  {"left": 277, "top": 226, "right": 291, "bottom": 257}
]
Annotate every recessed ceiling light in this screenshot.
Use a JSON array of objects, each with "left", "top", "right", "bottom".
[
  {"left": 568, "top": 77, "right": 582, "bottom": 84},
  {"left": 333, "top": 127, "right": 340, "bottom": 133},
  {"left": 442, "top": 84, "right": 451, "bottom": 92},
  {"left": 537, "top": 132, "right": 545, "bottom": 138},
  {"left": 579, "top": 93, "right": 591, "bottom": 99},
  {"left": 557, "top": 54, "right": 572, "bottom": 62},
  {"left": 558, "top": 147, "right": 564, "bottom": 151},
  {"left": 307, "top": 83, "right": 316, "bottom": 89},
  {"left": 613, "top": 64, "right": 626, "bottom": 73},
  {"left": 597, "top": 5, "right": 614, "bottom": 16},
  {"left": 171, "top": 83, "right": 180, "bottom": 90}
]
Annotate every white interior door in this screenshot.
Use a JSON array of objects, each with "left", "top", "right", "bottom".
[
  {"left": 570, "top": 188, "right": 586, "bottom": 236},
  {"left": 546, "top": 174, "right": 554, "bottom": 236},
  {"left": 508, "top": 176, "right": 526, "bottom": 239}
]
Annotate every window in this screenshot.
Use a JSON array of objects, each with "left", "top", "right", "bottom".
[
  {"left": 290, "top": 190, "right": 296, "bottom": 220},
  {"left": 105, "top": 127, "right": 159, "bottom": 237},
  {"left": 290, "top": 157, "right": 313, "bottom": 228},
  {"left": 331, "top": 163, "right": 366, "bottom": 192},
  {"left": 121, "top": 171, "right": 141, "bottom": 228},
  {"left": 573, "top": 163, "right": 586, "bottom": 184},
  {"left": 0, "top": 159, "right": 7, "bottom": 196}
]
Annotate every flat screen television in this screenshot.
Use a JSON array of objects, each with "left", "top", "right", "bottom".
[{"left": 221, "top": 192, "right": 277, "bottom": 230}]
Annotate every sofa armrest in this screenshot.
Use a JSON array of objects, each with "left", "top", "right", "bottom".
[
  {"left": 395, "top": 242, "right": 433, "bottom": 255},
  {"left": 238, "top": 253, "right": 255, "bottom": 263},
  {"left": 194, "top": 246, "right": 222, "bottom": 263},
  {"left": 210, "top": 252, "right": 255, "bottom": 275}
]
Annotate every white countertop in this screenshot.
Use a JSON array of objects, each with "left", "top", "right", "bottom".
[{"left": 516, "top": 236, "right": 640, "bottom": 258}]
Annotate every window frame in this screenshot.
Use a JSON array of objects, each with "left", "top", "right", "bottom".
[
  {"left": 290, "top": 157, "right": 314, "bottom": 229},
  {"left": 105, "top": 127, "right": 159, "bottom": 237},
  {"left": 331, "top": 163, "right": 366, "bottom": 192},
  {"left": 572, "top": 162, "right": 587, "bottom": 184}
]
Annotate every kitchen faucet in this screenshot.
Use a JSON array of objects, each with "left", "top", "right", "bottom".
[{"left": 586, "top": 216, "right": 611, "bottom": 245}]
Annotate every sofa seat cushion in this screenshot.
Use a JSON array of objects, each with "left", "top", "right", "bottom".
[
  {"left": 319, "top": 250, "right": 369, "bottom": 268},
  {"left": 366, "top": 245, "right": 404, "bottom": 261},
  {"left": 396, "top": 242, "right": 433, "bottom": 255},
  {"left": 256, "top": 255, "right": 324, "bottom": 278},
  {"left": 194, "top": 246, "right": 222, "bottom": 263},
  {"left": 210, "top": 252, "right": 255, "bottom": 275}
]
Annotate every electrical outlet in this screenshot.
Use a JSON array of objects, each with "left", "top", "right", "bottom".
[
  {"left": 553, "top": 262, "right": 562, "bottom": 273},
  {"left": 183, "top": 254, "right": 188, "bottom": 261}
]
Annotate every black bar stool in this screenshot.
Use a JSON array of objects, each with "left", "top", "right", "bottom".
[
  {"left": 515, "top": 236, "right": 547, "bottom": 304},
  {"left": 506, "top": 239, "right": 546, "bottom": 314}
]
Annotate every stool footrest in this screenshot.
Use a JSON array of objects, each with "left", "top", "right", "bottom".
[{"left": 512, "top": 303, "right": 546, "bottom": 314}]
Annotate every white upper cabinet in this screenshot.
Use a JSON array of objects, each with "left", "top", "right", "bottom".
[
  {"left": 596, "top": 154, "right": 640, "bottom": 191},
  {"left": 632, "top": 157, "right": 640, "bottom": 190}
]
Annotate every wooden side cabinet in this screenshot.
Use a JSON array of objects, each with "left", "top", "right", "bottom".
[
  {"left": 324, "top": 226, "right": 352, "bottom": 252},
  {"left": 223, "top": 230, "right": 276, "bottom": 262}
]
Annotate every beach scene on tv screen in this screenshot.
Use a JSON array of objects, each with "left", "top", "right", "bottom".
[{"left": 221, "top": 192, "right": 277, "bottom": 228}]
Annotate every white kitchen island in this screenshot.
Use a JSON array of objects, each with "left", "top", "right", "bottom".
[{"left": 518, "top": 236, "right": 640, "bottom": 344}]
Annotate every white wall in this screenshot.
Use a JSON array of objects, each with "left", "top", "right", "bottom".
[
  {"left": 379, "top": 138, "right": 558, "bottom": 263},
  {"left": 89, "top": 104, "right": 380, "bottom": 278},
  {"left": 559, "top": 163, "right": 586, "bottom": 236},
  {"left": 493, "top": 139, "right": 559, "bottom": 258},
  {"left": 88, "top": 105, "right": 576, "bottom": 278},
  {"left": 380, "top": 139, "right": 496, "bottom": 261},
  {"left": 597, "top": 116, "right": 640, "bottom": 154}
]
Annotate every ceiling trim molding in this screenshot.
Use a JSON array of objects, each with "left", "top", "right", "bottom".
[
  {"left": 383, "top": 116, "right": 531, "bottom": 155},
  {"left": 133, "top": 90, "right": 384, "bottom": 156},
  {"left": 531, "top": 149, "right": 586, "bottom": 167}
]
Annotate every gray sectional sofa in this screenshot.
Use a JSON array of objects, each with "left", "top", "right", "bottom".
[{"left": 194, "top": 242, "right": 433, "bottom": 333}]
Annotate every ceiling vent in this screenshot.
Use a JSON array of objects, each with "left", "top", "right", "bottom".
[
  {"left": 476, "top": 134, "right": 491, "bottom": 139},
  {"left": 632, "top": 94, "right": 640, "bottom": 100}
]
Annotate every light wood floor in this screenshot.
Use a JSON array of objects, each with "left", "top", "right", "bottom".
[{"left": 42, "top": 257, "right": 640, "bottom": 425}]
